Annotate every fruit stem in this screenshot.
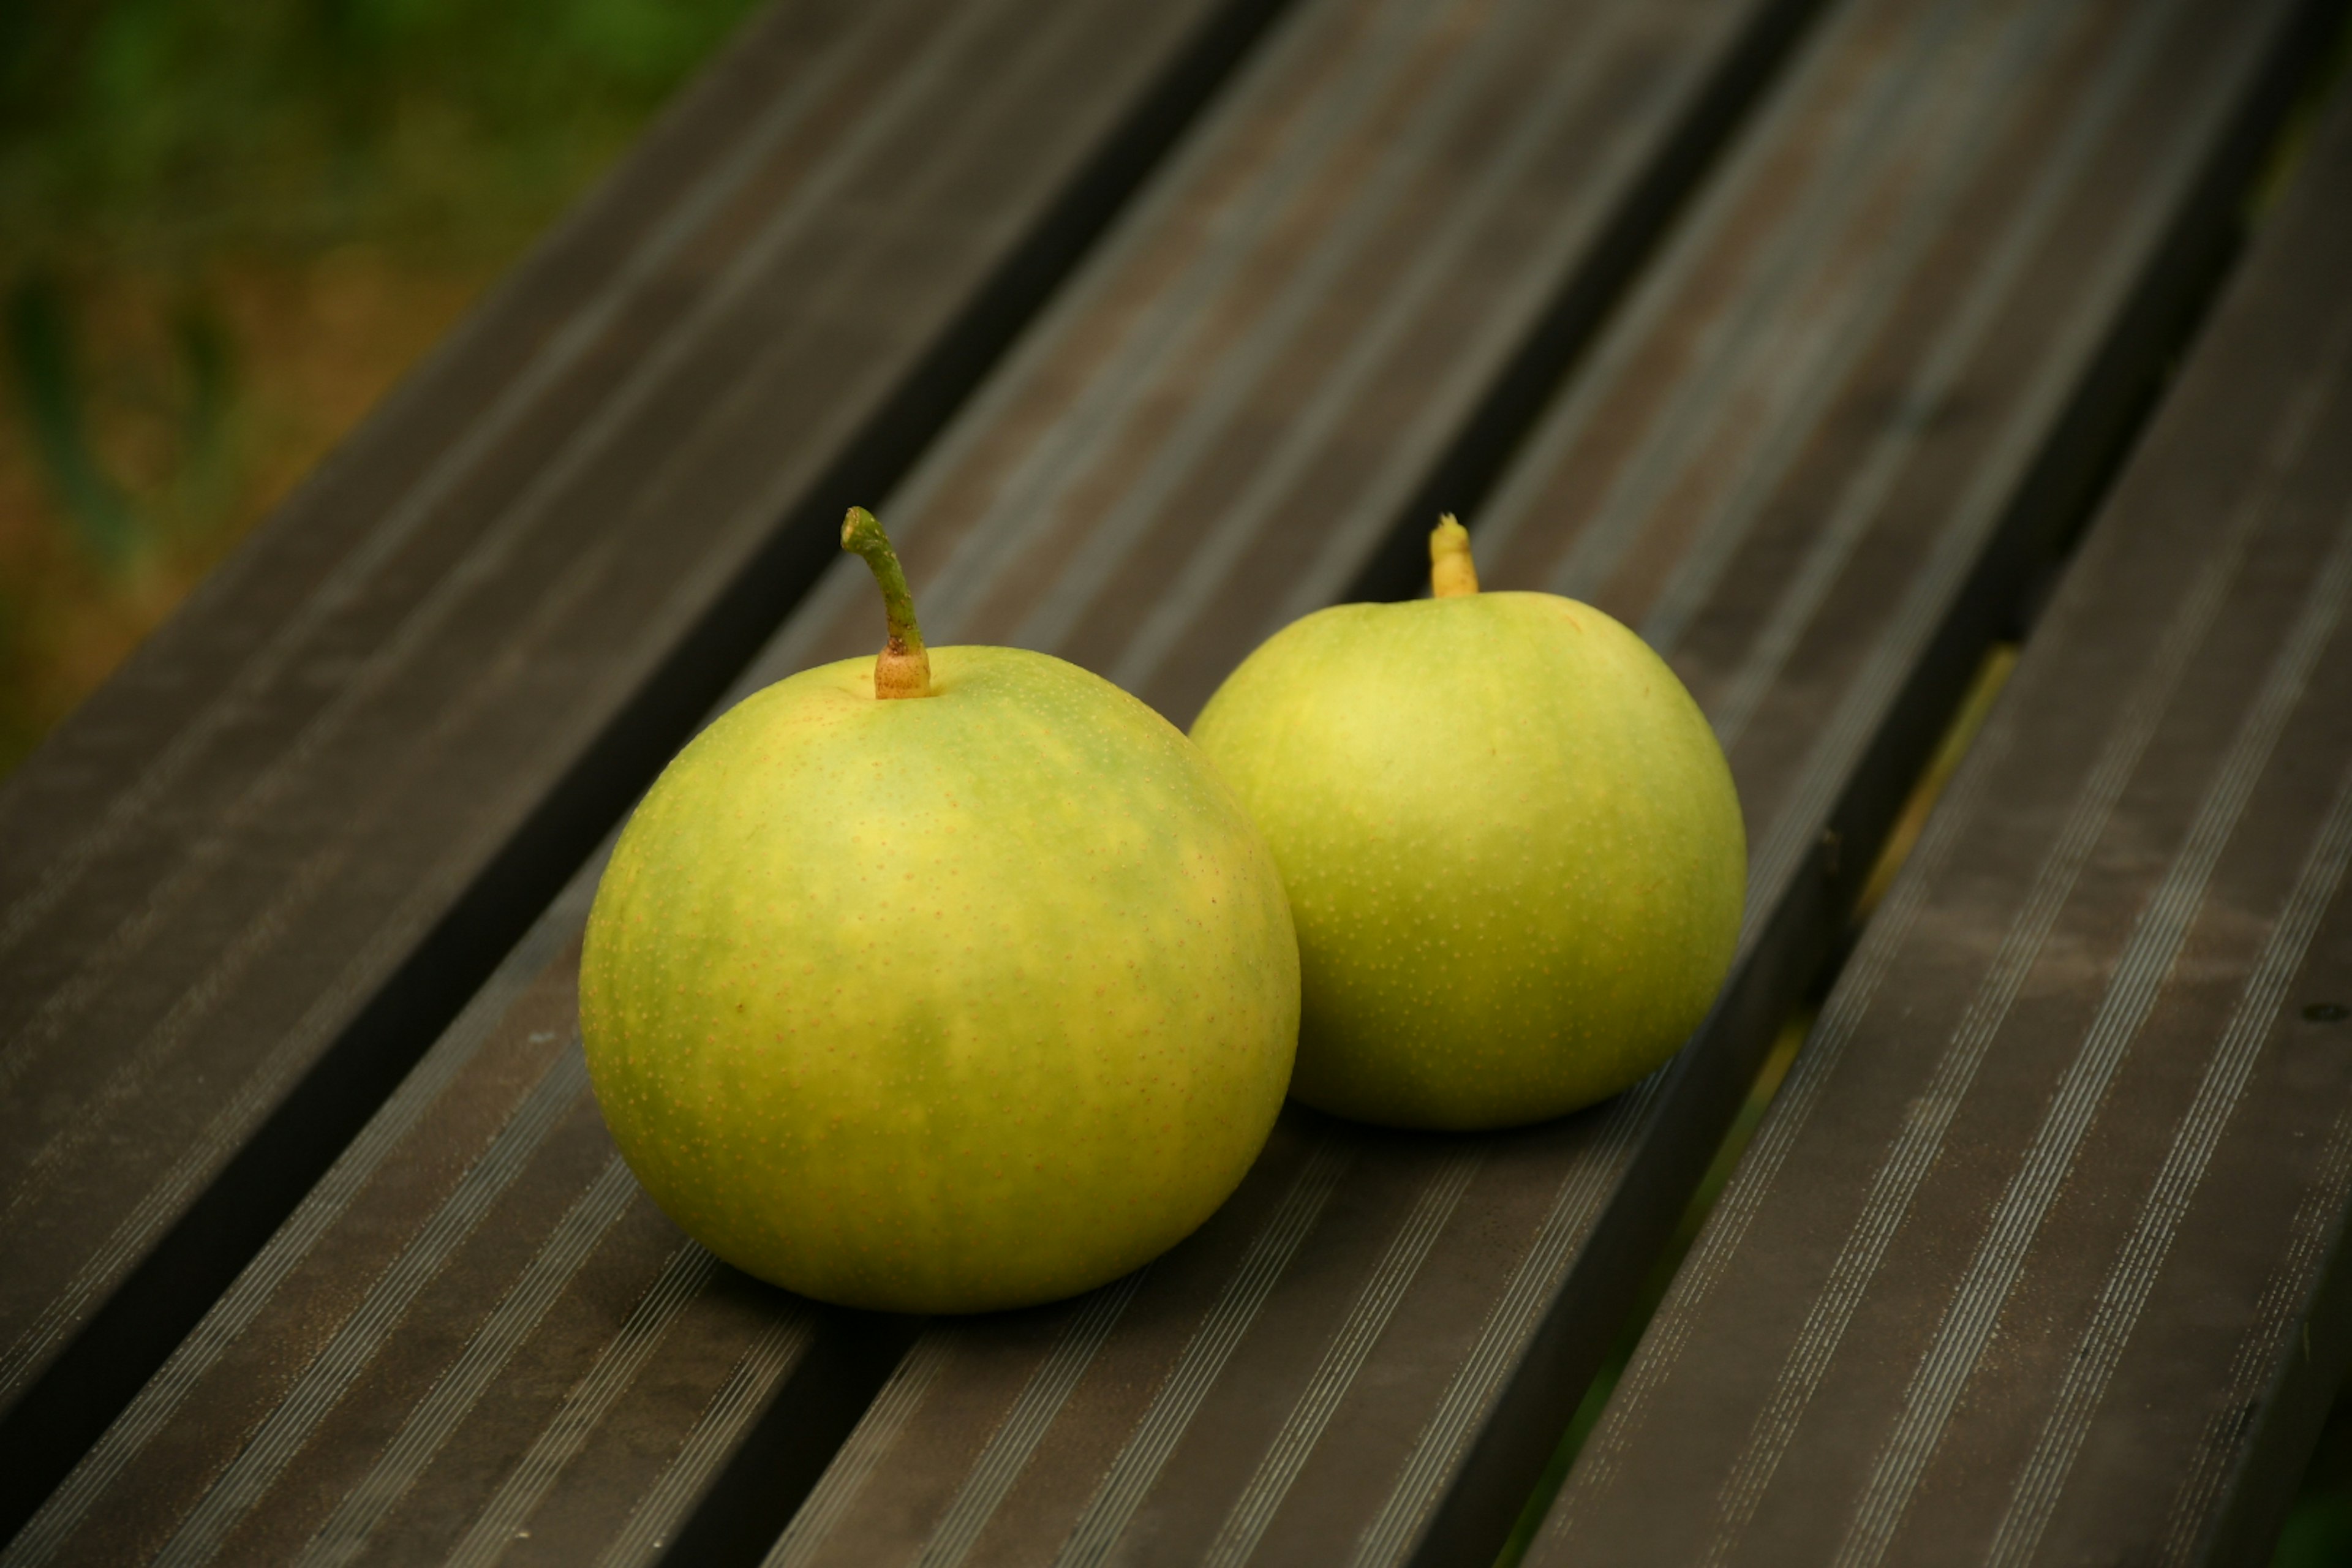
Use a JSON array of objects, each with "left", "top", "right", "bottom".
[
  {"left": 1430, "top": 513, "right": 1479, "bottom": 598},
  {"left": 841, "top": 507, "right": 933, "bottom": 699}
]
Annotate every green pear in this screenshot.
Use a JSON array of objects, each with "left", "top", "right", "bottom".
[
  {"left": 581, "top": 509, "right": 1298, "bottom": 1314},
  {"left": 1189, "top": 517, "right": 1742, "bottom": 1130}
]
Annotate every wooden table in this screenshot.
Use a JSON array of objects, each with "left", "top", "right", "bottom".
[{"left": 2, "top": 0, "right": 2347, "bottom": 1562}]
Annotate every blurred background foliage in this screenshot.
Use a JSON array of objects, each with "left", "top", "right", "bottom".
[{"left": 0, "top": 0, "right": 760, "bottom": 774}]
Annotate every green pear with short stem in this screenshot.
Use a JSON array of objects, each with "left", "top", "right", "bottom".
[{"left": 1189, "top": 516, "right": 1743, "bottom": 1130}]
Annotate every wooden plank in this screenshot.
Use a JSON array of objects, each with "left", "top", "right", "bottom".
[
  {"left": 4, "top": 859, "right": 911, "bottom": 1568},
  {"left": 0, "top": 0, "right": 1820, "bottom": 1561},
  {"left": 0, "top": 0, "right": 1288, "bottom": 1539},
  {"left": 1523, "top": 74, "right": 2352, "bottom": 1568},
  {"left": 769, "top": 1, "right": 2335, "bottom": 1564}
]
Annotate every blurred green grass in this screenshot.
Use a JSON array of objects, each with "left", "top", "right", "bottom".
[{"left": 0, "top": 0, "right": 761, "bottom": 773}]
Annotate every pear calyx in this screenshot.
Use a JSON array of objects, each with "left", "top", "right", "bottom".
[
  {"left": 841, "top": 507, "right": 932, "bottom": 699},
  {"left": 1429, "top": 514, "right": 1479, "bottom": 598}
]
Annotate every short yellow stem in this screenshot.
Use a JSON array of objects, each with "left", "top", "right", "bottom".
[{"left": 1430, "top": 514, "right": 1479, "bottom": 598}]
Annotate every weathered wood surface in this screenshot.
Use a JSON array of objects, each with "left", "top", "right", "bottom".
[
  {"left": 0, "top": 0, "right": 2341, "bottom": 1559},
  {"left": 764, "top": 0, "right": 2335, "bottom": 1561},
  {"left": 0, "top": 0, "right": 1283, "bottom": 1537},
  {"left": 0, "top": 0, "right": 1814, "bottom": 1561},
  {"left": 1525, "top": 72, "right": 2352, "bottom": 1568}
]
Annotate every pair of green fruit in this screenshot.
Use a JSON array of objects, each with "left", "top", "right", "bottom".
[{"left": 579, "top": 510, "right": 1743, "bottom": 1314}]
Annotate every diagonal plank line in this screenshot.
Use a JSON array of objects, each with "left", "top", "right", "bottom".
[
  {"left": 762, "top": 1339, "right": 957, "bottom": 1568},
  {"left": 1828, "top": 505, "right": 2352, "bottom": 1568},
  {"left": 1988, "top": 752, "right": 2352, "bottom": 1567},
  {"left": 0, "top": 0, "right": 1068, "bottom": 1102},
  {"left": 1530, "top": 9, "right": 2288, "bottom": 1502},
  {"left": 110, "top": 1049, "right": 594, "bottom": 1566},
  {"left": 1629, "top": 0, "right": 2087, "bottom": 659},
  {"left": 2157, "top": 1076, "right": 2352, "bottom": 1563},
  {"left": 1051, "top": 1140, "right": 1353, "bottom": 1568},
  {"left": 1108, "top": 0, "right": 1670, "bottom": 690},
  {"left": 1464, "top": 0, "right": 1944, "bottom": 579},
  {"left": 1202, "top": 1152, "right": 1482, "bottom": 1568},
  {"left": 1694, "top": 302, "right": 2352, "bottom": 1568},
  {"left": 1251, "top": 3, "right": 1828, "bottom": 641},
  {"left": 733, "top": 0, "right": 1441, "bottom": 693},
  {"left": 1561, "top": 668, "right": 2022, "bottom": 1542},
  {"left": 590, "top": 1306, "right": 816, "bottom": 1568},
  {"left": 1738, "top": 0, "right": 2275, "bottom": 938},
  {"left": 0, "top": 529, "right": 613, "bottom": 1407},
  {"left": 0, "top": 532, "right": 613, "bottom": 1199},
  {"left": 0, "top": 0, "right": 1109, "bottom": 1443},
  {"left": 1536, "top": 0, "right": 1988, "bottom": 606},
  {"left": 279, "top": 1158, "right": 647, "bottom": 1568},
  {"left": 434, "top": 1245, "right": 726, "bottom": 1568},
  {"left": 0, "top": 869, "right": 597, "bottom": 1565},
  {"left": 0, "top": 0, "right": 935, "bottom": 966},
  {"left": 914, "top": 1272, "right": 1151, "bottom": 1568},
  {"left": 0, "top": 583, "right": 619, "bottom": 1417},
  {"left": 1050, "top": 0, "right": 1575, "bottom": 663},
  {"left": 1349, "top": 1080, "right": 1659, "bottom": 1568},
  {"left": 0, "top": 7, "right": 1125, "bottom": 1280},
  {"left": 493, "top": 0, "right": 1160, "bottom": 662},
  {"left": 1544, "top": 643, "right": 2031, "bottom": 1539},
  {"left": 1687, "top": 0, "right": 2150, "bottom": 729},
  {"left": 890, "top": 0, "right": 1436, "bottom": 645}
]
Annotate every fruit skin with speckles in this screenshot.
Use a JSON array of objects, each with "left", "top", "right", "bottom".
[
  {"left": 579, "top": 644, "right": 1298, "bottom": 1314},
  {"left": 1189, "top": 524, "right": 1741, "bottom": 1129}
]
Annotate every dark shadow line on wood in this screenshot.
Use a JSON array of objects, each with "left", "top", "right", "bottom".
[
  {"left": 1342, "top": 0, "right": 1830, "bottom": 606},
  {"left": 0, "top": 0, "right": 1300, "bottom": 1546},
  {"left": 1390, "top": 1, "right": 2352, "bottom": 1564},
  {"left": 2204, "top": 1163, "right": 2352, "bottom": 1568},
  {"left": 2166, "top": 33, "right": 2352, "bottom": 1568},
  {"left": 656, "top": 1308, "right": 924, "bottom": 1568}
]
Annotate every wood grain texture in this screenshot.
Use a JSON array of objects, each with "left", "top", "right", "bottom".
[
  {"left": 0, "top": 0, "right": 1273, "bottom": 1542},
  {"left": 769, "top": 1, "right": 2330, "bottom": 1564},
  {"left": 1528, "top": 69, "right": 2352, "bottom": 1568},
  {"left": 9, "top": 0, "right": 2334, "bottom": 1559},
  {"left": 0, "top": 0, "right": 1808, "bottom": 1559}
]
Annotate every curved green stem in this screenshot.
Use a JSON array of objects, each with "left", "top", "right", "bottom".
[{"left": 841, "top": 506, "right": 932, "bottom": 698}]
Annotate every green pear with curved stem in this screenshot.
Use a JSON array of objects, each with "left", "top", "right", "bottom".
[{"left": 581, "top": 508, "right": 1299, "bottom": 1313}]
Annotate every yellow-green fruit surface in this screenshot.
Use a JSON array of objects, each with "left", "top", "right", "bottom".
[
  {"left": 1189, "top": 592, "right": 1742, "bottom": 1130},
  {"left": 581, "top": 647, "right": 1298, "bottom": 1314}
]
